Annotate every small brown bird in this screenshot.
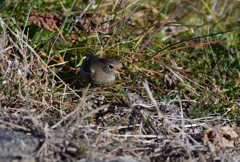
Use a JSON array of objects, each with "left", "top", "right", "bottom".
[{"left": 80, "top": 55, "right": 126, "bottom": 87}]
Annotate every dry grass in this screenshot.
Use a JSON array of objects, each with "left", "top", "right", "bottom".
[
  {"left": 0, "top": 25, "right": 239, "bottom": 161},
  {"left": 1, "top": 1, "right": 240, "bottom": 161}
]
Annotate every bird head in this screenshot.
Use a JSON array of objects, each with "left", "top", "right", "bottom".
[{"left": 100, "top": 58, "right": 126, "bottom": 75}]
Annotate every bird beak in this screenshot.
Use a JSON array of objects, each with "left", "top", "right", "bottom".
[
  {"left": 115, "top": 66, "right": 127, "bottom": 74},
  {"left": 115, "top": 69, "right": 124, "bottom": 74}
]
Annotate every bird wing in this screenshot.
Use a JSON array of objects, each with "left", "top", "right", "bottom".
[{"left": 82, "top": 55, "right": 98, "bottom": 73}]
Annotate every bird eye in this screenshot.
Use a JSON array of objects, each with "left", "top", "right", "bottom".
[{"left": 108, "top": 64, "right": 113, "bottom": 69}]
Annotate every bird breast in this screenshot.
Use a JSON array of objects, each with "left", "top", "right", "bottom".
[
  {"left": 91, "top": 70, "right": 116, "bottom": 87},
  {"left": 80, "top": 66, "right": 116, "bottom": 87}
]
